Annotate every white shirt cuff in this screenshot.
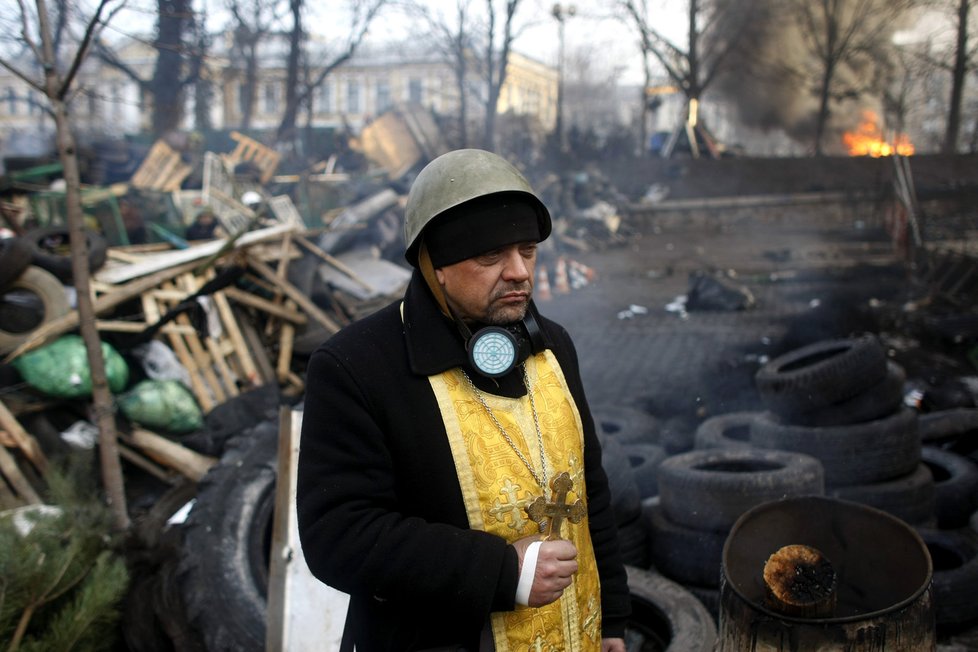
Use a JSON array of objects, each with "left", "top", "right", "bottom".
[{"left": 515, "top": 540, "right": 542, "bottom": 606}]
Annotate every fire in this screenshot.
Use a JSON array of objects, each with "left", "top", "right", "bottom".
[{"left": 843, "top": 110, "right": 914, "bottom": 157}]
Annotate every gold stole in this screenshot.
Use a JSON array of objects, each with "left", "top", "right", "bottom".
[{"left": 428, "top": 351, "right": 603, "bottom": 651}]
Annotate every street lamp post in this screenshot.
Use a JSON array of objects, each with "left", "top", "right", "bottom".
[{"left": 552, "top": 3, "right": 575, "bottom": 153}]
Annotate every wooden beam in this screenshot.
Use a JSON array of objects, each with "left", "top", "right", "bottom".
[
  {"left": 0, "top": 400, "right": 48, "bottom": 474},
  {"left": 0, "top": 445, "right": 42, "bottom": 504},
  {"left": 127, "top": 428, "right": 218, "bottom": 482},
  {"left": 222, "top": 287, "right": 308, "bottom": 324},
  {"left": 248, "top": 257, "right": 342, "bottom": 335}
]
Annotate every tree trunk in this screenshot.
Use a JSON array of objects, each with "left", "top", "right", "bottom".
[
  {"left": 943, "top": 0, "right": 970, "bottom": 153},
  {"left": 277, "top": 0, "right": 304, "bottom": 144},
  {"left": 151, "top": 0, "right": 191, "bottom": 136},
  {"left": 240, "top": 40, "right": 258, "bottom": 129},
  {"left": 34, "top": 0, "right": 129, "bottom": 530},
  {"left": 813, "top": 58, "right": 835, "bottom": 156}
]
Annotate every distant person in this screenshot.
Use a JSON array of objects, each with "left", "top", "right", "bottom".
[
  {"left": 119, "top": 198, "right": 146, "bottom": 245},
  {"left": 185, "top": 206, "right": 220, "bottom": 241}
]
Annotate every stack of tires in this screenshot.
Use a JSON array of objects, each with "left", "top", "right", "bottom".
[
  {"left": 592, "top": 405, "right": 667, "bottom": 568},
  {"left": 646, "top": 447, "right": 824, "bottom": 616},
  {"left": 751, "top": 335, "right": 935, "bottom": 527},
  {"left": 750, "top": 335, "right": 978, "bottom": 629}
]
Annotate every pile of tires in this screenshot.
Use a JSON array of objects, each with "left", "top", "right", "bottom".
[
  {"left": 593, "top": 404, "right": 668, "bottom": 568},
  {"left": 646, "top": 448, "right": 824, "bottom": 617},
  {"left": 752, "top": 335, "right": 936, "bottom": 526}
]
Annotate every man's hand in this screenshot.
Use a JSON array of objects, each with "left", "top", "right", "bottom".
[
  {"left": 513, "top": 535, "right": 578, "bottom": 607},
  {"left": 601, "top": 637, "right": 626, "bottom": 652}
]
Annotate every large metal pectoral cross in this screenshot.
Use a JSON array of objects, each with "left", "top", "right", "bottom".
[{"left": 525, "top": 472, "right": 586, "bottom": 540}]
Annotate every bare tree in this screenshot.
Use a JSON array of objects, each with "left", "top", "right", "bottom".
[
  {"left": 481, "top": 0, "right": 522, "bottom": 151},
  {"left": 276, "top": 0, "right": 386, "bottom": 145},
  {"left": 0, "top": 0, "right": 130, "bottom": 529},
  {"left": 410, "top": 0, "right": 476, "bottom": 148},
  {"left": 622, "top": 0, "right": 760, "bottom": 157},
  {"left": 785, "top": 0, "right": 915, "bottom": 155},
  {"left": 939, "top": 0, "right": 976, "bottom": 152},
  {"left": 226, "top": 0, "right": 283, "bottom": 130}
]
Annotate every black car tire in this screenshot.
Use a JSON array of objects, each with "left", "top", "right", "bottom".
[
  {"left": 0, "top": 265, "right": 70, "bottom": 355},
  {"left": 828, "top": 463, "right": 936, "bottom": 526},
  {"left": 920, "top": 446, "right": 978, "bottom": 529},
  {"left": 693, "top": 412, "right": 759, "bottom": 450},
  {"left": 600, "top": 434, "right": 643, "bottom": 525},
  {"left": 591, "top": 404, "right": 659, "bottom": 445},
  {"left": 625, "top": 565, "right": 717, "bottom": 652},
  {"left": 751, "top": 408, "right": 920, "bottom": 486},
  {"left": 755, "top": 335, "right": 887, "bottom": 417},
  {"left": 791, "top": 361, "right": 906, "bottom": 427},
  {"left": 645, "top": 502, "right": 726, "bottom": 587},
  {"left": 0, "top": 237, "right": 33, "bottom": 288},
  {"left": 26, "top": 226, "right": 108, "bottom": 283},
  {"left": 623, "top": 443, "right": 668, "bottom": 499},
  {"left": 179, "top": 421, "right": 278, "bottom": 652},
  {"left": 914, "top": 527, "right": 978, "bottom": 626},
  {"left": 657, "top": 448, "right": 825, "bottom": 532}
]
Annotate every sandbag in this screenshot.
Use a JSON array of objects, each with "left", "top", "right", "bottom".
[
  {"left": 13, "top": 335, "right": 128, "bottom": 398},
  {"left": 118, "top": 379, "right": 203, "bottom": 433}
]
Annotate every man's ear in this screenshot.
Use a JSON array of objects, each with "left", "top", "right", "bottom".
[{"left": 434, "top": 268, "right": 446, "bottom": 285}]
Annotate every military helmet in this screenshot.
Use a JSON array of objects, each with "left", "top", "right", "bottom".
[{"left": 404, "top": 149, "right": 551, "bottom": 266}]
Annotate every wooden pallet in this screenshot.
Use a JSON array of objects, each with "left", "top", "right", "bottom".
[
  {"left": 131, "top": 140, "right": 192, "bottom": 192},
  {"left": 223, "top": 131, "right": 282, "bottom": 184}
]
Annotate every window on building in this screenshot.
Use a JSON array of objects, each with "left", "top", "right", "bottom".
[
  {"left": 6, "top": 88, "right": 17, "bottom": 115},
  {"left": 264, "top": 82, "right": 280, "bottom": 114},
  {"left": 408, "top": 78, "right": 423, "bottom": 105},
  {"left": 27, "top": 91, "right": 37, "bottom": 115},
  {"left": 317, "top": 81, "right": 334, "bottom": 113},
  {"left": 376, "top": 79, "right": 391, "bottom": 113},
  {"left": 347, "top": 79, "right": 360, "bottom": 113}
]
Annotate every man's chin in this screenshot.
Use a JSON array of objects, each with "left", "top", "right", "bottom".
[{"left": 487, "top": 302, "right": 529, "bottom": 326}]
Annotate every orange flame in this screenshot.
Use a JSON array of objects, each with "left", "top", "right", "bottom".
[{"left": 843, "top": 110, "right": 914, "bottom": 157}]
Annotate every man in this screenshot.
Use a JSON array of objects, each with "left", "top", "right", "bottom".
[{"left": 297, "top": 149, "right": 630, "bottom": 651}]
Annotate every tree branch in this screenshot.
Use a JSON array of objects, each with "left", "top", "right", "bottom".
[{"left": 59, "top": 0, "right": 121, "bottom": 99}]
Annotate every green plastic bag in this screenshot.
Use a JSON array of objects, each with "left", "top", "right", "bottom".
[
  {"left": 118, "top": 379, "right": 203, "bottom": 433},
  {"left": 13, "top": 335, "right": 128, "bottom": 398}
]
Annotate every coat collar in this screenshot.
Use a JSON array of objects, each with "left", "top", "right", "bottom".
[{"left": 401, "top": 270, "right": 552, "bottom": 397}]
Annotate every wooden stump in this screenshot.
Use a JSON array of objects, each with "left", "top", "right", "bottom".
[{"left": 762, "top": 544, "right": 837, "bottom": 618}]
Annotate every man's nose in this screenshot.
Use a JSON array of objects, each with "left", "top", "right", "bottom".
[{"left": 501, "top": 248, "right": 531, "bottom": 282}]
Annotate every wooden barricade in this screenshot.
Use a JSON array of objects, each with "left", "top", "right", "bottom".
[
  {"left": 131, "top": 140, "right": 192, "bottom": 192},
  {"left": 223, "top": 131, "right": 282, "bottom": 184}
]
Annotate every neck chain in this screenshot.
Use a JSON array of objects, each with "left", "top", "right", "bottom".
[{"left": 460, "top": 365, "right": 549, "bottom": 490}]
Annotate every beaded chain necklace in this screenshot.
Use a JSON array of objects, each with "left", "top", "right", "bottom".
[{"left": 460, "top": 364, "right": 549, "bottom": 490}]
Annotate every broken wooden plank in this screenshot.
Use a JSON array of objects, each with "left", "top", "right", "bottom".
[
  {"left": 94, "top": 223, "right": 297, "bottom": 285},
  {"left": 128, "top": 428, "right": 218, "bottom": 482},
  {"left": 0, "top": 400, "right": 48, "bottom": 474},
  {"left": 222, "top": 287, "right": 308, "bottom": 324},
  {"left": 294, "top": 233, "right": 374, "bottom": 292},
  {"left": 248, "top": 257, "right": 343, "bottom": 335},
  {"left": 0, "top": 445, "right": 42, "bottom": 504}
]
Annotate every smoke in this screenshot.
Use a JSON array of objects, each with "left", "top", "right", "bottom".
[{"left": 710, "top": 0, "right": 918, "bottom": 153}]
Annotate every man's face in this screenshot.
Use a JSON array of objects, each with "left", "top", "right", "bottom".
[{"left": 435, "top": 241, "right": 537, "bottom": 325}]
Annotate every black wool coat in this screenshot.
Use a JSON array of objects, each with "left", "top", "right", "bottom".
[{"left": 296, "top": 271, "right": 630, "bottom": 651}]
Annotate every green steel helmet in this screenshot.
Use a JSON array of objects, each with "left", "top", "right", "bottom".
[{"left": 404, "top": 149, "right": 551, "bottom": 266}]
